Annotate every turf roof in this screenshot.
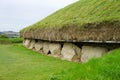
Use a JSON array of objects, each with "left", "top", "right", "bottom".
[{"left": 21, "top": 0, "right": 120, "bottom": 42}]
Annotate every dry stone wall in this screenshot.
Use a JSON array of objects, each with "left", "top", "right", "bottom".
[{"left": 23, "top": 39, "right": 111, "bottom": 63}]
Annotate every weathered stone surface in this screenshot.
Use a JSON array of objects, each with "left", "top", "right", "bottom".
[
  {"left": 81, "top": 46, "right": 108, "bottom": 63},
  {"left": 71, "top": 55, "right": 81, "bottom": 62},
  {"left": 49, "top": 43, "right": 61, "bottom": 57},
  {"left": 29, "top": 40, "right": 36, "bottom": 49},
  {"left": 61, "top": 43, "right": 81, "bottom": 61},
  {"left": 43, "top": 42, "right": 50, "bottom": 54},
  {"left": 35, "top": 41, "right": 43, "bottom": 51},
  {"left": 24, "top": 39, "right": 31, "bottom": 48}
]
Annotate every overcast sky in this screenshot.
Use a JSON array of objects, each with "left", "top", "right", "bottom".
[{"left": 0, "top": 0, "right": 78, "bottom": 32}]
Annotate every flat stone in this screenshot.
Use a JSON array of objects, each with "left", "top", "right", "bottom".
[
  {"left": 61, "top": 43, "right": 81, "bottom": 61},
  {"left": 81, "top": 46, "right": 108, "bottom": 63}
]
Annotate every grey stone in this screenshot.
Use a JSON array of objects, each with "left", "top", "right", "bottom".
[
  {"left": 24, "top": 39, "right": 31, "bottom": 48},
  {"left": 35, "top": 41, "right": 43, "bottom": 51},
  {"left": 61, "top": 43, "right": 81, "bottom": 61},
  {"left": 71, "top": 55, "right": 81, "bottom": 62},
  {"left": 49, "top": 43, "right": 61, "bottom": 57},
  {"left": 81, "top": 46, "right": 108, "bottom": 63},
  {"left": 43, "top": 42, "right": 50, "bottom": 54}
]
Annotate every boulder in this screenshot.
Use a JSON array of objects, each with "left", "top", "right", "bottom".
[
  {"left": 81, "top": 46, "right": 108, "bottom": 63},
  {"left": 49, "top": 43, "right": 61, "bottom": 57},
  {"left": 43, "top": 42, "right": 50, "bottom": 54},
  {"left": 35, "top": 41, "right": 43, "bottom": 52},
  {"left": 61, "top": 43, "right": 81, "bottom": 61},
  {"left": 29, "top": 40, "right": 36, "bottom": 49},
  {"left": 24, "top": 39, "right": 31, "bottom": 48}
]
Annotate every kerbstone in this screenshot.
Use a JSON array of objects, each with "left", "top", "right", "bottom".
[{"left": 81, "top": 46, "right": 108, "bottom": 63}]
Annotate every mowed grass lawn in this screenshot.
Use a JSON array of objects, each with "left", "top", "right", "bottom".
[{"left": 0, "top": 44, "right": 120, "bottom": 80}]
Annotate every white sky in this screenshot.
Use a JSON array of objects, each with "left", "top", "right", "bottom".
[{"left": 0, "top": 0, "right": 78, "bottom": 32}]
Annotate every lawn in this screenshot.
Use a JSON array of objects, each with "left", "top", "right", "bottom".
[{"left": 0, "top": 44, "right": 120, "bottom": 80}]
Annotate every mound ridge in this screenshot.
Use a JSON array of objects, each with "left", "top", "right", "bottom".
[{"left": 20, "top": 0, "right": 120, "bottom": 42}]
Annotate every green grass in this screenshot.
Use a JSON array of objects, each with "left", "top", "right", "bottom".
[
  {"left": 0, "top": 44, "right": 120, "bottom": 80},
  {"left": 0, "top": 38, "right": 22, "bottom": 44},
  {"left": 21, "top": 0, "right": 120, "bottom": 32}
]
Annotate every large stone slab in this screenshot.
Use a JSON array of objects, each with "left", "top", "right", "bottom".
[
  {"left": 49, "top": 43, "right": 61, "bottom": 57},
  {"left": 81, "top": 46, "right": 108, "bottom": 63},
  {"left": 24, "top": 39, "right": 31, "bottom": 48},
  {"left": 61, "top": 43, "right": 81, "bottom": 61},
  {"left": 34, "top": 41, "right": 43, "bottom": 52},
  {"left": 43, "top": 42, "right": 50, "bottom": 54},
  {"left": 29, "top": 40, "right": 36, "bottom": 49}
]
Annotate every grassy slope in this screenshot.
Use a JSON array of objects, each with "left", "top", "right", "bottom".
[
  {"left": 21, "top": 0, "right": 120, "bottom": 32},
  {"left": 0, "top": 44, "right": 120, "bottom": 80}
]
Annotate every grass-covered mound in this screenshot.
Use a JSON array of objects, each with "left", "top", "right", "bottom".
[
  {"left": 0, "top": 44, "right": 120, "bottom": 80},
  {"left": 21, "top": 0, "right": 120, "bottom": 42}
]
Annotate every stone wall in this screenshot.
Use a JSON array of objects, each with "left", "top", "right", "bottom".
[{"left": 23, "top": 39, "right": 119, "bottom": 63}]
